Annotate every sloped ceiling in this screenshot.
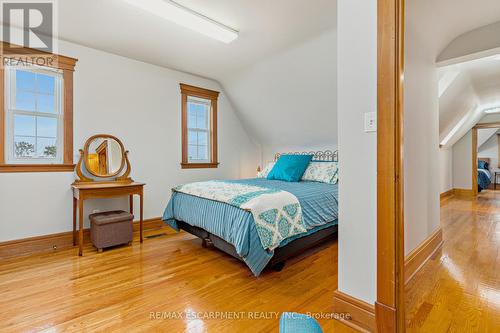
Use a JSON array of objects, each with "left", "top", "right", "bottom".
[
  {"left": 406, "top": 0, "right": 500, "bottom": 148},
  {"left": 477, "top": 128, "right": 498, "bottom": 149},
  {"left": 439, "top": 54, "right": 500, "bottom": 147},
  {"left": 221, "top": 29, "right": 336, "bottom": 149},
  {"left": 53, "top": 0, "right": 337, "bottom": 147}
]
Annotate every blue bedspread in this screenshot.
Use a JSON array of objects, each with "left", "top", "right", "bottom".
[
  {"left": 162, "top": 178, "right": 338, "bottom": 276},
  {"left": 478, "top": 169, "right": 491, "bottom": 191}
]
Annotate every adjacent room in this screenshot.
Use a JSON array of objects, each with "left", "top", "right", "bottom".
[{"left": 404, "top": 0, "right": 500, "bottom": 331}]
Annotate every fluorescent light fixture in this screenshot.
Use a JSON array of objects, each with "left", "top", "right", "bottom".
[
  {"left": 122, "top": 0, "right": 238, "bottom": 43},
  {"left": 484, "top": 107, "right": 500, "bottom": 114}
]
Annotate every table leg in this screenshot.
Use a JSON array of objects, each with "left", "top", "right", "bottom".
[
  {"left": 73, "top": 197, "right": 77, "bottom": 246},
  {"left": 140, "top": 193, "right": 144, "bottom": 243},
  {"left": 129, "top": 195, "right": 134, "bottom": 215},
  {"left": 78, "top": 199, "right": 84, "bottom": 256}
]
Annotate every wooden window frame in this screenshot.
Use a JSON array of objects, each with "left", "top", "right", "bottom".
[
  {"left": 180, "top": 83, "right": 219, "bottom": 169},
  {"left": 0, "top": 42, "right": 78, "bottom": 173}
]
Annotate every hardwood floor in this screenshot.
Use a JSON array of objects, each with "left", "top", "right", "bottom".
[
  {"left": 405, "top": 190, "right": 500, "bottom": 332},
  {"left": 0, "top": 227, "right": 339, "bottom": 332},
  {"left": 7, "top": 188, "right": 497, "bottom": 333}
]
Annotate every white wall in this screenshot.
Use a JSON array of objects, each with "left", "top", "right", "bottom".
[
  {"left": 337, "top": 0, "right": 377, "bottom": 304},
  {"left": 439, "top": 148, "right": 453, "bottom": 193},
  {"left": 222, "top": 28, "right": 337, "bottom": 163},
  {"left": 404, "top": 4, "right": 441, "bottom": 255},
  {"left": 0, "top": 40, "right": 260, "bottom": 242},
  {"left": 452, "top": 130, "right": 472, "bottom": 189}
]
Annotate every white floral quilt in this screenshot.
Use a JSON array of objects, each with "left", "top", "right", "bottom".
[{"left": 173, "top": 181, "right": 307, "bottom": 250}]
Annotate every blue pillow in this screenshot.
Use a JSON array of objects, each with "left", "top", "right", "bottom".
[
  {"left": 279, "top": 312, "right": 323, "bottom": 333},
  {"left": 267, "top": 154, "right": 313, "bottom": 182}
]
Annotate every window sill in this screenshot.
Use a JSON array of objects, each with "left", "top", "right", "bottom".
[
  {"left": 0, "top": 164, "right": 76, "bottom": 173},
  {"left": 181, "top": 162, "right": 219, "bottom": 169}
]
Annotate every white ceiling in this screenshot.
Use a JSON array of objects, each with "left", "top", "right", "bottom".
[
  {"left": 458, "top": 56, "right": 500, "bottom": 107},
  {"left": 57, "top": 0, "right": 336, "bottom": 80},
  {"left": 407, "top": 0, "right": 500, "bottom": 147},
  {"left": 55, "top": 0, "right": 337, "bottom": 147},
  {"left": 407, "top": 0, "right": 500, "bottom": 58}
]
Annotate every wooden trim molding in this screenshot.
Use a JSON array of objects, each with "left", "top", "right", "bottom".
[
  {"left": 498, "top": 134, "right": 500, "bottom": 169},
  {"left": 180, "top": 83, "right": 219, "bottom": 169},
  {"left": 472, "top": 128, "right": 478, "bottom": 196},
  {"left": 0, "top": 43, "right": 78, "bottom": 172},
  {"left": 180, "top": 162, "right": 219, "bottom": 169},
  {"left": 1, "top": 41, "right": 78, "bottom": 72},
  {"left": 404, "top": 228, "right": 443, "bottom": 284},
  {"left": 376, "top": 0, "right": 405, "bottom": 332},
  {"left": 0, "top": 164, "right": 75, "bottom": 173},
  {"left": 440, "top": 189, "right": 454, "bottom": 200},
  {"left": 453, "top": 188, "right": 474, "bottom": 197},
  {"left": 0, "top": 217, "right": 168, "bottom": 259},
  {"left": 333, "top": 290, "right": 376, "bottom": 332},
  {"left": 473, "top": 121, "right": 500, "bottom": 129}
]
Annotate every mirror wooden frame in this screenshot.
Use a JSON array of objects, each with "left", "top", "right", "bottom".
[{"left": 74, "top": 134, "right": 133, "bottom": 184}]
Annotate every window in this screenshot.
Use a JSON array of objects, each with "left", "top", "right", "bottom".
[
  {"left": 5, "top": 68, "right": 63, "bottom": 163},
  {"left": 0, "top": 44, "right": 77, "bottom": 172},
  {"left": 187, "top": 96, "right": 211, "bottom": 162},
  {"left": 180, "top": 84, "right": 219, "bottom": 169}
]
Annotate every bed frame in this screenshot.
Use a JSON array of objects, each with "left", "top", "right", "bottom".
[{"left": 175, "top": 150, "right": 339, "bottom": 273}]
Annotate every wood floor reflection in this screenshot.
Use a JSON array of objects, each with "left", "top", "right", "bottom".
[
  {"left": 406, "top": 190, "right": 500, "bottom": 332},
  {"left": 0, "top": 227, "right": 338, "bottom": 333}
]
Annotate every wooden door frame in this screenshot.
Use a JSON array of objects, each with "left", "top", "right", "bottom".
[
  {"left": 472, "top": 122, "right": 500, "bottom": 196},
  {"left": 376, "top": 0, "right": 405, "bottom": 332}
]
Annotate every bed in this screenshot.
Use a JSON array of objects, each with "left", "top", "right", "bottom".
[
  {"left": 478, "top": 157, "right": 492, "bottom": 192},
  {"left": 162, "top": 150, "right": 339, "bottom": 276}
]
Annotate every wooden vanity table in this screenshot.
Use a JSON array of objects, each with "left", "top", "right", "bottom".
[
  {"left": 72, "top": 182, "right": 145, "bottom": 256},
  {"left": 72, "top": 134, "right": 144, "bottom": 256}
]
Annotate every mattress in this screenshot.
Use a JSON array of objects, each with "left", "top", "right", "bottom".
[{"left": 162, "top": 178, "right": 338, "bottom": 276}]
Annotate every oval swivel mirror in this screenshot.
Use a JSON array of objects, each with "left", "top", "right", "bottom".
[
  {"left": 74, "top": 134, "right": 132, "bottom": 184},
  {"left": 85, "top": 136, "right": 125, "bottom": 177}
]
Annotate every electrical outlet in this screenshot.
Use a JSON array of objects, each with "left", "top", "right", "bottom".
[{"left": 364, "top": 112, "right": 377, "bottom": 132}]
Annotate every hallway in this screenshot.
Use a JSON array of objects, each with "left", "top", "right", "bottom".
[{"left": 405, "top": 191, "right": 500, "bottom": 332}]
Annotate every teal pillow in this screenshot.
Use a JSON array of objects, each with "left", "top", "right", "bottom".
[
  {"left": 267, "top": 154, "right": 313, "bottom": 182},
  {"left": 279, "top": 312, "right": 323, "bottom": 333}
]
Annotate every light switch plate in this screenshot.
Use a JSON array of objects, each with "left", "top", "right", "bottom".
[{"left": 364, "top": 112, "right": 377, "bottom": 132}]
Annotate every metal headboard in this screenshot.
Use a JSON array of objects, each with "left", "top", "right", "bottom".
[{"left": 274, "top": 150, "right": 338, "bottom": 162}]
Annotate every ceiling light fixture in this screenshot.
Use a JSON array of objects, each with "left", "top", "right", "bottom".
[
  {"left": 484, "top": 107, "right": 500, "bottom": 114},
  {"left": 122, "top": 0, "right": 238, "bottom": 43}
]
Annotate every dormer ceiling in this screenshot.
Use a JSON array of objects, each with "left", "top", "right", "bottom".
[
  {"left": 56, "top": 0, "right": 337, "bottom": 147},
  {"left": 57, "top": 0, "right": 336, "bottom": 80},
  {"left": 408, "top": 0, "right": 500, "bottom": 148}
]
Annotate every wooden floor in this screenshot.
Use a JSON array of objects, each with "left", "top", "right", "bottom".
[
  {"left": 0, "top": 227, "right": 342, "bottom": 332},
  {"left": 7, "top": 190, "right": 497, "bottom": 333},
  {"left": 405, "top": 190, "right": 500, "bottom": 332}
]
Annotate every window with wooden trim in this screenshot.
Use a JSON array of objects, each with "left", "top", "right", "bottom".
[
  {"left": 180, "top": 83, "right": 219, "bottom": 169},
  {"left": 0, "top": 43, "right": 77, "bottom": 173}
]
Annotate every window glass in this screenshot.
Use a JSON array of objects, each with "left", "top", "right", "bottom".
[
  {"left": 6, "top": 67, "right": 62, "bottom": 163},
  {"left": 187, "top": 96, "right": 211, "bottom": 162}
]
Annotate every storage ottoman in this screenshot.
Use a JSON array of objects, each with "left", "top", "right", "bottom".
[{"left": 89, "top": 210, "right": 134, "bottom": 252}]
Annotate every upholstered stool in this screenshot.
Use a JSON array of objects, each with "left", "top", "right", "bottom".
[{"left": 89, "top": 211, "right": 134, "bottom": 252}]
